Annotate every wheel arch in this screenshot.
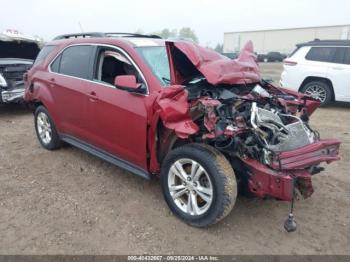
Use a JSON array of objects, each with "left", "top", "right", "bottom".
[{"left": 157, "top": 124, "right": 191, "bottom": 166}]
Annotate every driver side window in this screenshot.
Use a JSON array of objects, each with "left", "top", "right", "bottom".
[{"left": 94, "top": 47, "right": 144, "bottom": 86}]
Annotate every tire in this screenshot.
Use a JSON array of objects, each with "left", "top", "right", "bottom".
[
  {"left": 34, "top": 105, "right": 62, "bottom": 150},
  {"left": 301, "top": 81, "right": 332, "bottom": 106},
  {"left": 161, "top": 143, "right": 237, "bottom": 227}
]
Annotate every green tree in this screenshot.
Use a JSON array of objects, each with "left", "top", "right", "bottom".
[
  {"left": 178, "top": 27, "right": 198, "bottom": 43},
  {"left": 214, "top": 43, "right": 223, "bottom": 53},
  {"left": 160, "top": 28, "right": 171, "bottom": 39},
  {"left": 152, "top": 28, "right": 178, "bottom": 39},
  {"left": 145, "top": 27, "right": 198, "bottom": 42}
]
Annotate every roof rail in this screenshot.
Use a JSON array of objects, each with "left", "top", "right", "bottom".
[
  {"left": 296, "top": 39, "right": 350, "bottom": 47},
  {"left": 53, "top": 32, "right": 105, "bottom": 40},
  {"left": 53, "top": 32, "right": 161, "bottom": 40},
  {"left": 105, "top": 32, "right": 162, "bottom": 39}
]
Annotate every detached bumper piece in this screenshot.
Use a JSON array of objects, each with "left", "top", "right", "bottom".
[
  {"left": 271, "top": 139, "right": 340, "bottom": 170},
  {"left": 243, "top": 139, "right": 340, "bottom": 201},
  {"left": 1, "top": 88, "right": 25, "bottom": 103}
]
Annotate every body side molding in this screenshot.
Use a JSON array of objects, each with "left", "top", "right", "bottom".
[{"left": 59, "top": 134, "right": 151, "bottom": 180}]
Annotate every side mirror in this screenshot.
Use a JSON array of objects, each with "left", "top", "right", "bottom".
[{"left": 114, "top": 75, "right": 141, "bottom": 91}]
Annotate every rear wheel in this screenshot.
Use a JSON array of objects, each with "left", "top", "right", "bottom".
[
  {"left": 34, "top": 106, "right": 62, "bottom": 150},
  {"left": 161, "top": 144, "right": 237, "bottom": 227},
  {"left": 301, "top": 81, "right": 332, "bottom": 106}
]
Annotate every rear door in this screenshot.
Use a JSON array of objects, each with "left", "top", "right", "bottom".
[
  {"left": 49, "top": 45, "right": 96, "bottom": 141},
  {"left": 328, "top": 47, "right": 350, "bottom": 102},
  {"left": 303, "top": 46, "right": 335, "bottom": 79}
]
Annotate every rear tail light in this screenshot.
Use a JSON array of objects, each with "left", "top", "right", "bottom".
[{"left": 284, "top": 60, "right": 298, "bottom": 66}]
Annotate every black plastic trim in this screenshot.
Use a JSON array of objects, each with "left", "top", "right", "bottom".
[
  {"left": 53, "top": 32, "right": 161, "bottom": 40},
  {"left": 297, "top": 40, "right": 350, "bottom": 47},
  {"left": 59, "top": 134, "right": 151, "bottom": 180}
]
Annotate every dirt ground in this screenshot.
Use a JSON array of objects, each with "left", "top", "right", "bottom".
[{"left": 0, "top": 63, "right": 349, "bottom": 255}]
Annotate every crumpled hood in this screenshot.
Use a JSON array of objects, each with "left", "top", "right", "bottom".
[{"left": 166, "top": 40, "right": 261, "bottom": 86}]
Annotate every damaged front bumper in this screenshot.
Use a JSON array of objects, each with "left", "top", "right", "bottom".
[
  {"left": 1, "top": 87, "right": 25, "bottom": 103},
  {"left": 242, "top": 139, "right": 340, "bottom": 201}
]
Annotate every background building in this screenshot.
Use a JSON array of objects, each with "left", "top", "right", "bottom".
[{"left": 224, "top": 24, "right": 350, "bottom": 54}]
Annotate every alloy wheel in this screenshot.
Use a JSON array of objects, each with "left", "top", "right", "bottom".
[
  {"left": 168, "top": 158, "right": 213, "bottom": 216},
  {"left": 304, "top": 84, "right": 327, "bottom": 103},
  {"left": 36, "top": 112, "right": 52, "bottom": 144}
]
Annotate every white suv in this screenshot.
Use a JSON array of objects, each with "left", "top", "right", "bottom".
[{"left": 280, "top": 40, "right": 350, "bottom": 106}]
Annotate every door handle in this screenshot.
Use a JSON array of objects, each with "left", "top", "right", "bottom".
[
  {"left": 49, "top": 77, "right": 55, "bottom": 87},
  {"left": 332, "top": 66, "right": 344, "bottom": 70},
  {"left": 88, "top": 91, "right": 99, "bottom": 101}
]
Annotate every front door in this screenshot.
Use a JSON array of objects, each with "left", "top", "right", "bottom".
[{"left": 86, "top": 46, "right": 149, "bottom": 170}]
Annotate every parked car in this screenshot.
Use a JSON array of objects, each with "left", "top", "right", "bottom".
[
  {"left": 258, "top": 52, "right": 287, "bottom": 62},
  {"left": 24, "top": 33, "right": 340, "bottom": 229},
  {"left": 0, "top": 30, "right": 41, "bottom": 103},
  {"left": 280, "top": 40, "right": 350, "bottom": 106},
  {"left": 221, "top": 52, "right": 239, "bottom": 59}
]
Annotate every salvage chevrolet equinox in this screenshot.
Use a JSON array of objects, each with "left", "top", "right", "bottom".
[{"left": 25, "top": 32, "right": 340, "bottom": 230}]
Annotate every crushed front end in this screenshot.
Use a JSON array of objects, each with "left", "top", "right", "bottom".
[
  {"left": 187, "top": 81, "right": 340, "bottom": 201},
  {"left": 159, "top": 40, "right": 341, "bottom": 202}
]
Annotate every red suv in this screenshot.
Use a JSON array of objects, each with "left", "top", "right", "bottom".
[{"left": 25, "top": 32, "right": 340, "bottom": 229}]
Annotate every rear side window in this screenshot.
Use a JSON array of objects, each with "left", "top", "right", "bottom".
[
  {"left": 52, "top": 45, "right": 94, "bottom": 79},
  {"left": 332, "top": 47, "right": 346, "bottom": 64},
  {"left": 344, "top": 48, "right": 350, "bottom": 65},
  {"left": 34, "top": 45, "right": 55, "bottom": 65},
  {"left": 305, "top": 47, "right": 336, "bottom": 62},
  {"left": 50, "top": 54, "right": 61, "bottom": 72}
]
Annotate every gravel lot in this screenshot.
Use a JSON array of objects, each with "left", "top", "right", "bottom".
[{"left": 0, "top": 63, "right": 349, "bottom": 255}]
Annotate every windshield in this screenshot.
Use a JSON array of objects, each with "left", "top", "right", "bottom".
[{"left": 136, "top": 46, "right": 170, "bottom": 86}]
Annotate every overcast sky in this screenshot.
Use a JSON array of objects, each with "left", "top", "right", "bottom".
[{"left": 1, "top": 0, "right": 350, "bottom": 46}]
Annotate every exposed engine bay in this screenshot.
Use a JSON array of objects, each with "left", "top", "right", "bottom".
[
  {"left": 152, "top": 78, "right": 340, "bottom": 205},
  {"left": 178, "top": 81, "right": 336, "bottom": 208},
  {"left": 187, "top": 79, "right": 320, "bottom": 169}
]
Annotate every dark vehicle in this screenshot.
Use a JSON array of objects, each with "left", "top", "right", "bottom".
[
  {"left": 0, "top": 31, "right": 41, "bottom": 103},
  {"left": 24, "top": 33, "right": 340, "bottom": 230},
  {"left": 221, "top": 52, "right": 239, "bottom": 59},
  {"left": 258, "top": 51, "right": 287, "bottom": 62}
]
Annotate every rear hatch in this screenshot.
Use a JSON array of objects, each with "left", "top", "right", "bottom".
[{"left": 0, "top": 35, "right": 40, "bottom": 90}]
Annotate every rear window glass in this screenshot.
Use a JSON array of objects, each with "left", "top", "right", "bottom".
[
  {"left": 34, "top": 45, "right": 55, "bottom": 65},
  {"left": 305, "top": 47, "right": 336, "bottom": 62},
  {"left": 332, "top": 47, "right": 346, "bottom": 64},
  {"left": 50, "top": 54, "right": 61, "bottom": 72},
  {"left": 344, "top": 48, "right": 350, "bottom": 65},
  {"left": 58, "top": 45, "right": 94, "bottom": 79}
]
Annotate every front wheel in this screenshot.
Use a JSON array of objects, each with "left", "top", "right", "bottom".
[
  {"left": 301, "top": 81, "right": 332, "bottom": 106},
  {"left": 161, "top": 144, "right": 237, "bottom": 227}
]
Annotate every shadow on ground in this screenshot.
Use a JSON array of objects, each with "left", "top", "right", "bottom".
[{"left": 0, "top": 103, "right": 31, "bottom": 116}]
